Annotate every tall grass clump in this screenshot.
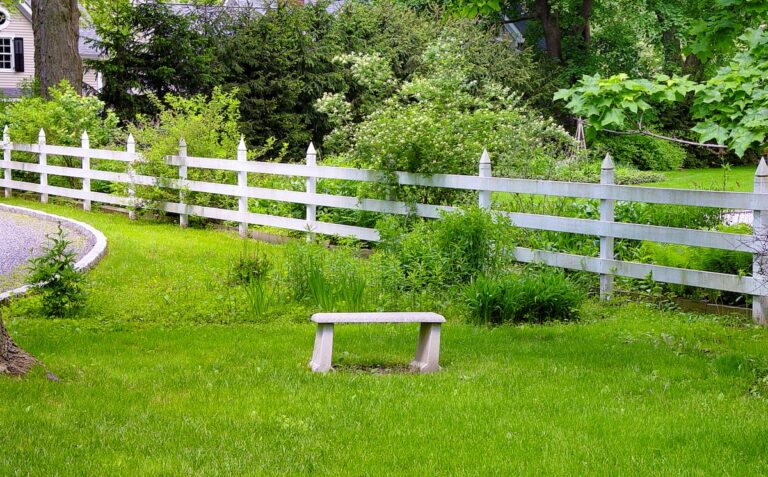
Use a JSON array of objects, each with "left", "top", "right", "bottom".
[
  {"left": 282, "top": 240, "right": 369, "bottom": 312},
  {"left": 465, "top": 268, "right": 584, "bottom": 325},
  {"left": 229, "top": 240, "right": 274, "bottom": 319}
]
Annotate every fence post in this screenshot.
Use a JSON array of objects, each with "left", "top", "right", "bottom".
[
  {"left": 127, "top": 133, "right": 136, "bottom": 220},
  {"left": 599, "top": 153, "right": 615, "bottom": 301},
  {"left": 752, "top": 158, "right": 768, "bottom": 325},
  {"left": 178, "top": 137, "right": 188, "bottom": 228},
  {"left": 3, "top": 125, "right": 10, "bottom": 198},
  {"left": 478, "top": 149, "right": 491, "bottom": 209},
  {"left": 306, "top": 142, "right": 317, "bottom": 241},
  {"left": 237, "top": 136, "right": 248, "bottom": 238},
  {"left": 38, "top": 129, "right": 48, "bottom": 204},
  {"left": 81, "top": 131, "right": 91, "bottom": 211}
]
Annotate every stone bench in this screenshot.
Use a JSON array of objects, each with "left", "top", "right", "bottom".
[{"left": 309, "top": 312, "right": 446, "bottom": 374}]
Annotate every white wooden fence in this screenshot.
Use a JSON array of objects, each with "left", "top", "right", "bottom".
[{"left": 3, "top": 128, "right": 768, "bottom": 324}]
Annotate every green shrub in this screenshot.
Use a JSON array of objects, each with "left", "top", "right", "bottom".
[
  {"left": 381, "top": 219, "right": 447, "bottom": 291},
  {"left": 433, "top": 206, "right": 515, "bottom": 283},
  {"left": 594, "top": 134, "right": 686, "bottom": 171},
  {"left": 127, "top": 87, "right": 283, "bottom": 213},
  {"left": 615, "top": 168, "right": 667, "bottom": 185},
  {"left": 465, "top": 268, "right": 584, "bottom": 325},
  {"left": 1, "top": 81, "right": 120, "bottom": 147},
  {"left": 27, "top": 224, "right": 86, "bottom": 319},
  {"left": 377, "top": 206, "right": 516, "bottom": 289},
  {"left": 0, "top": 81, "right": 122, "bottom": 191}
]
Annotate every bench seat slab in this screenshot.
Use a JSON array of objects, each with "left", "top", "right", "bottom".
[{"left": 311, "top": 312, "right": 445, "bottom": 324}]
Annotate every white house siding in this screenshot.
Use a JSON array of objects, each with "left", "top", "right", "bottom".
[
  {"left": 82, "top": 69, "right": 101, "bottom": 92},
  {"left": 0, "top": 6, "right": 101, "bottom": 98},
  {"left": 0, "top": 7, "right": 35, "bottom": 96}
]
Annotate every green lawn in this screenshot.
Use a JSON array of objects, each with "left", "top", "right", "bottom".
[
  {"left": 2, "top": 198, "right": 768, "bottom": 476},
  {"left": 646, "top": 165, "right": 757, "bottom": 192}
]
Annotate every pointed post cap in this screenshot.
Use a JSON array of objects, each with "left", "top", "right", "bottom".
[
  {"left": 238, "top": 136, "right": 246, "bottom": 151},
  {"left": 757, "top": 157, "right": 768, "bottom": 178},
  {"left": 127, "top": 133, "right": 135, "bottom": 144},
  {"left": 479, "top": 149, "right": 491, "bottom": 165},
  {"left": 179, "top": 137, "right": 187, "bottom": 148},
  {"left": 307, "top": 142, "right": 316, "bottom": 155},
  {"left": 601, "top": 153, "right": 614, "bottom": 170},
  {"left": 3, "top": 125, "right": 8, "bottom": 140},
  {"left": 81, "top": 130, "right": 89, "bottom": 141},
  {"left": 38, "top": 128, "right": 46, "bottom": 141}
]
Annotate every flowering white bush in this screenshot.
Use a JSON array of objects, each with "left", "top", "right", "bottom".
[{"left": 316, "top": 38, "right": 580, "bottom": 206}]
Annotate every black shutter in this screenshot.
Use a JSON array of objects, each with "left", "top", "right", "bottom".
[{"left": 13, "top": 38, "right": 23, "bottom": 72}]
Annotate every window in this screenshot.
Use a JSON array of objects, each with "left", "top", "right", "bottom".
[
  {"left": 0, "top": 7, "right": 9, "bottom": 32},
  {"left": 0, "top": 38, "right": 11, "bottom": 70}
]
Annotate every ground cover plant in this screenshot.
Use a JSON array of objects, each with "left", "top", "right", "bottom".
[{"left": 2, "top": 198, "right": 768, "bottom": 475}]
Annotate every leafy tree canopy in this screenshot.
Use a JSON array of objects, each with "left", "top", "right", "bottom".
[{"left": 555, "top": 28, "right": 768, "bottom": 157}]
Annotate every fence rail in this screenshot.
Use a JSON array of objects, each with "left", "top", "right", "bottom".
[{"left": 3, "top": 128, "right": 767, "bottom": 323}]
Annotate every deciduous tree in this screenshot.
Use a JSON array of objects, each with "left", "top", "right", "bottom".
[{"left": 31, "top": 0, "right": 82, "bottom": 98}]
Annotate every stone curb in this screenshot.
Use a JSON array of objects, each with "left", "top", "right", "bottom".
[{"left": 0, "top": 204, "right": 108, "bottom": 303}]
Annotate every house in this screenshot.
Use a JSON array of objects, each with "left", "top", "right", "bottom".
[
  {"left": 0, "top": 1, "right": 102, "bottom": 99},
  {"left": 164, "top": 0, "right": 343, "bottom": 16}
]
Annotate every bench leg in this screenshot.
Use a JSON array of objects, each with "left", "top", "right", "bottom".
[
  {"left": 410, "top": 323, "right": 441, "bottom": 373},
  {"left": 309, "top": 323, "right": 334, "bottom": 373}
]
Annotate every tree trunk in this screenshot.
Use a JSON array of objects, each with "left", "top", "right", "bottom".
[
  {"left": 661, "top": 28, "right": 682, "bottom": 70},
  {"left": 654, "top": 8, "right": 684, "bottom": 74},
  {"left": 578, "top": 0, "right": 593, "bottom": 46},
  {"left": 536, "top": 0, "right": 562, "bottom": 62},
  {"left": 683, "top": 53, "right": 704, "bottom": 81},
  {"left": 0, "top": 316, "right": 37, "bottom": 376},
  {"left": 31, "top": 0, "right": 83, "bottom": 98}
]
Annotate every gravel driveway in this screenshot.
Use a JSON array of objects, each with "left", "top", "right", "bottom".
[{"left": 0, "top": 208, "right": 92, "bottom": 293}]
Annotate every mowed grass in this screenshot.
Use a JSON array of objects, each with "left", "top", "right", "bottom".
[
  {"left": 2, "top": 198, "right": 768, "bottom": 476},
  {"left": 646, "top": 165, "right": 757, "bottom": 192}
]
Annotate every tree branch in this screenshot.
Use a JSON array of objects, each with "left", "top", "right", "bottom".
[{"left": 602, "top": 128, "right": 727, "bottom": 149}]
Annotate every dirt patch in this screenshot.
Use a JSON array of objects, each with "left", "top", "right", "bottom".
[{"left": 332, "top": 363, "right": 415, "bottom": 375}]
